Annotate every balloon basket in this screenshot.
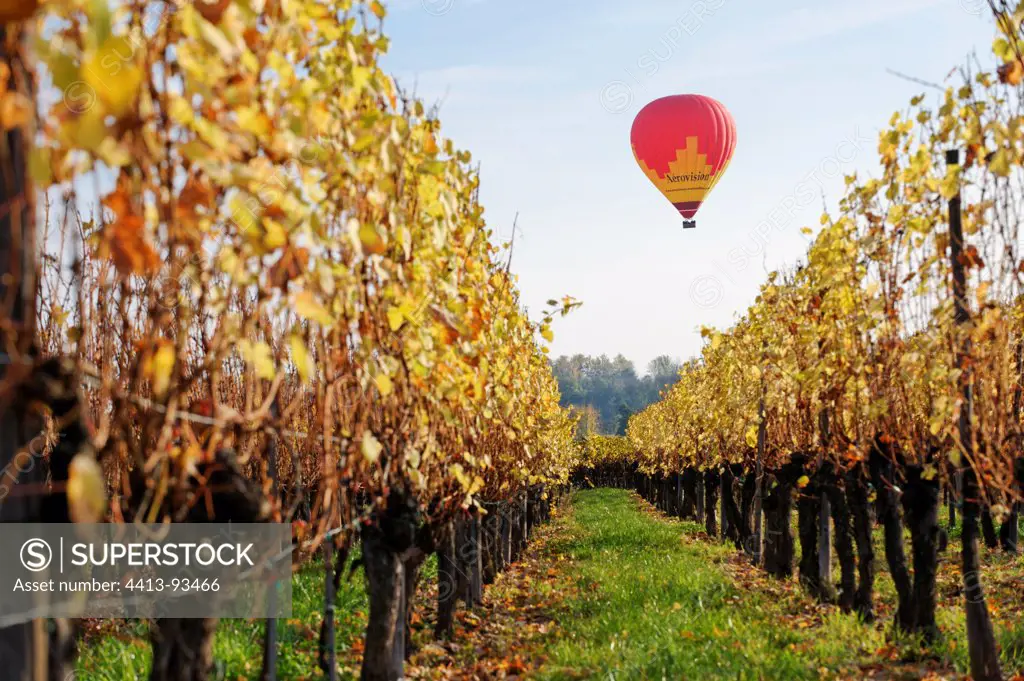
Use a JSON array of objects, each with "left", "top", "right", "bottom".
[{"left": 682, "top": 220, "right": 697, "bottom": 229}]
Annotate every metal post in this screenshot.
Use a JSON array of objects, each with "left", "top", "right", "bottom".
[
  {"left": 947, "top": 148, "right": 1001, "bottom": 681},
  {"left": 818, "top": 408, "right": 832, "bottom": 587}
]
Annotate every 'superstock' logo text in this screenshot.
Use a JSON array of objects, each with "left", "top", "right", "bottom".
[{"left": 70, "top": 542, "right": 255, "bottom": 568}]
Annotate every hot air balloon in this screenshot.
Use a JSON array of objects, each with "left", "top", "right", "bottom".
[{"left": 630, "top": 94, "right": 736, "bottom": 229}]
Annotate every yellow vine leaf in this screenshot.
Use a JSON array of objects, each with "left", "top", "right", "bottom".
[
  {"left": 239, "top": 339, "right": 275, "bottom": 380},
  {"left": 294, "top": 290, "right": 334, "bottom": 327},
  {"left": 289, "top": 335, "right": 312, "bottom": 382},
  {"left": 939, "top": 169, "right": 960, "bottom": 199},
  {"left": 28, "top": 147, "right": 52, "bottom": 186},
  {"left": 988, "top": 148, "right": 1011, "bottom": 176},
  {"left": 361, "top": 431, "right": 383, "bottom": 464},
  {"left": 150, "top": 341, "right": 175, "bottom": 397},
  {"left": 745, "top": 425, "right": 758, "bottom": 449},
  {"left": 83, "top": 36, "right": 144, "bottom": 119},
  {"left": 375, "top": 372, "right": 393, "bottom": 397},
  {"left": 451, "top": 463, "right": 471, "bottom": 491},
  {"left": 387, "top": 305, "right": 405, "bottom": 332},
  {"left": 358, "top": 222, "right": 387, "bottom": 256},
  {"left": 253, "top": 343, "right": 275, "bottom": 380},
  {"left": 67, "top": 454, "right": 107, "bottom": 523},
  {"left": 170, "top": 443, "right": 202, "bottom": 473}
]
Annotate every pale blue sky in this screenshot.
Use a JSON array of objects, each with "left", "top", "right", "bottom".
[{"left": 381, "top": 0, "right": 994, "bottom": 373}]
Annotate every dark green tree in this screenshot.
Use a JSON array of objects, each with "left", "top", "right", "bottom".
[{"left": 550, "top": 354, "right": 681, "bottom": 434}]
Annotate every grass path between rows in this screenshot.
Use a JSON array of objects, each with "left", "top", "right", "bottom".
[
  {"left": 530, "top": 488, "right": 877, "bottom": 680},
  {"left": 409, "top": 487, "right": 881, "bottom": 680}
]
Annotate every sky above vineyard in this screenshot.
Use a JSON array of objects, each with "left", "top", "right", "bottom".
[{"left": 380, "top": 0, "right": 994, "bottom": 372}]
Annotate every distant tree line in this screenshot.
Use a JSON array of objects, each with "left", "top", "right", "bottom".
[{"left": 550, "top": 354, "right": 682, "bottom": 435}]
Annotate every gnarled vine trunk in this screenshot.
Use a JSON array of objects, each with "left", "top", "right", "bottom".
[
  {"left": 148, "top": 449, "right": 269, "bottom": 681},
  {"left": 1000, "top": 458, "right": 1024, "bottom": 554},
  {"left": 869, "top": 440, "right": 913, "bottom": 632},
  {"left": 482, "top": 510, "right": 501, "bottom": 585},
  {"left": 961, "top": 465, "right": 1002, "bottom": 681},
  {"left": 902, "top": 463, "right": 940, "bottom": 640},
  {"left": 797, "top": 469, "right": 822, "bottom": 597},
  {"left": 846, "top": 463, "right": 875, "bottom": 621},
  {"left": 739, "top": 466, "right": 756, "bottom": 554},
  {"left": 722, "top": 466, "right": 744, "bottom": 549},
  {"left": 980, "top": 507, "right": 999, "bottom": 549},
  {"left": 792, "top": 455, "right": 834, "bottom": 602},
  {"left": 361, "top": 528, "right": 405, "bottom": 681},
  {"left": 150, "top": 619, "right": 219, "bottom": 681},
  {"left": 821, "top": 462, "right": 856, "bottom": 613},
  {"left": 435, "top": 522, "right": 456, "bottom": 640},
  {"left": 763, "top": 462, "right": 799, "bottom": 578},
  {"left": 681, "top": 469, "right": 698, "bottom": 519},
  {"left": 703, "top": 469, "right": 720, "bottom": 537},
  {"left": 360, "top": 493, "right": 418, "bottom": 681},
  {"left": 402, "top": 522, "right": 435, "bottom": 659}
]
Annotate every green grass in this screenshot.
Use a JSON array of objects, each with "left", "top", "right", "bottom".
[
  {"left": 532, "top": 489, "right": 1024, "bottom": 680},
  {"left": 797, "top": 503, "right": 1024, "bottom": 674},
  {"left": 536, "top": 488, "right": 877, "bottom": 680}
]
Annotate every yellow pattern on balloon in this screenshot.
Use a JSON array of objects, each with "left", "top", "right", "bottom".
[{"left": 632, "top": 136, "right": 725, "bottom": 204}]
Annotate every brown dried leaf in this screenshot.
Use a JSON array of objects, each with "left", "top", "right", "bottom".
[
  {"left": 0, "top": 0, "right": 39, "bottom": 21},
  {"left": 196, "top": 0, "right": 231, "bottom": 24},
  {"left": 100, "top": 187, "right": 160, "bottom": 275}
]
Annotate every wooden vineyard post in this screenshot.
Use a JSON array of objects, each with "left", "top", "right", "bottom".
[
  {"left": 320, "top": 536, "right": 338, "bottom": 681},
  {"left": 695, "top": 473, "right": 704, "bottom": 524},
  {"left": 948, "top": 481, "right": 957, "bottom": 531},
  {"left": 261, "top": 400, "right": 281, "bottom": 681},
  {"left": 720, "top": 468, "right": 728, "bottom": 540},
  {"left": 817, "top": 409, "right": 832, "bottom": 591},
  {"left": 752, "top": 350, "right": 766, "bottom": 565},
  {"left": 946, "top": 148, "right": 1002, "bottom": 681}
]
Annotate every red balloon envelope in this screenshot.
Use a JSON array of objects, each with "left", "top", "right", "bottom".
[{"left": 630, "top": 94, "right": 736, "bottom": 227}]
